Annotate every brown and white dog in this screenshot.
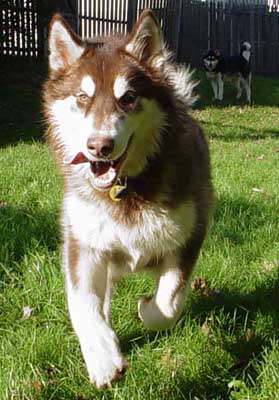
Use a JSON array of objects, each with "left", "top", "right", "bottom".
[{"left": 43, "top": 10, "right": 213, "bottom": 388}]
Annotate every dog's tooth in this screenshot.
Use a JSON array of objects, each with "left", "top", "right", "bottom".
[{"left": 63, "top": 155, "right": 72, "bottom": 164}]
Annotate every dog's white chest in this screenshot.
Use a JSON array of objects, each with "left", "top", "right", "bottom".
[{"left": 64, "top": 194, "right": 195, "bottom": 271}]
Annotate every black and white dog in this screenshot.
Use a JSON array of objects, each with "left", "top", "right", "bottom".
[{"left": 203, "top": 42, "right": 252, "bottom": 103}]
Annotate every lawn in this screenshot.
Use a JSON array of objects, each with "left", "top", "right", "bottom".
[{"left": 0, "top": 61, "right": 278, "bottom": 400}]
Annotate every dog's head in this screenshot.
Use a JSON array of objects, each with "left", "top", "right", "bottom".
[
  {"left": 203, "top": 49, "right": 220, "bottom": 72},
  {"left": 44, "top": 11, "right": 190, "bottom": 193}
]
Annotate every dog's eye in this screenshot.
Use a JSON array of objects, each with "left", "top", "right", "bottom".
[
  {"left": 118, "top": 91, "right": 137, "bottom": 109},
  {"left": 76, "top": 93, "right": 90, "bottom": 104}
]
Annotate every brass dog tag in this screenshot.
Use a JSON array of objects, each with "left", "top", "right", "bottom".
[{"left": 109, "top": 185, "right": 126, "bottom": 202}]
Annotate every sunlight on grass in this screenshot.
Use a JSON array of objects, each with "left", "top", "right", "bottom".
[{"left": 0, "top": 63, "right": 278, "bottom": 399}]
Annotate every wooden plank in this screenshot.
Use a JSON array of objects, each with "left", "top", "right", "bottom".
[
  {"left": 119, "top": 0, "right": 123, "bottom": 33},
  {"left": 31, "top": 0, "right": 37, "bottom": 59},
  {"left": 19, "top": 0, "right": 25, "bottom": 58},
  {"left": 249, "top": 5, "right": 255, "bottom": 69},
  {"left": 27, "top": 0, "right": 31, "bottom": 58},
  {"left": 269, "top": 7, "right": 278, "bottom": 76},
  {"left": 127, "top": 0, "right": 137, "bottom": 32},
  {"left": 37, "top": 0, "right": 45, "bottom": 61},
  {"left": 273, "top": 9, "right": 279, "bottom": 76},
  {"left": 88, "top": 0, "right": 92, "bottom": 37},
  {"left": 102, "top": 0, "right": 106, "bottom": 35},
  {"left": 0, "top": 0, "right": 3, "bottom": 57}
]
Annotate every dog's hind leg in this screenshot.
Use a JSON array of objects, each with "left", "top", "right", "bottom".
[
  {"left": 236, "top": 76, "right": 242, "bottom": 99},
  {"left": 138, "top": 213, "right": 209, "bottom": 331},
  {"left": 242, "top": 73, "right": 251, "bottom": 103}
]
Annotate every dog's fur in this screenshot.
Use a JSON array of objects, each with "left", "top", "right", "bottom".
[
  {"left": 43, "top": 10, "right": 213, "bottom": 388},
  {"left": 203, "top": 42, "right": 252, "bottom": 102}
]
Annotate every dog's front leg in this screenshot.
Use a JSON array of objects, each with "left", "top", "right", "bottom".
[
  {"left": 210, "top": 79, "right": 219, "bottom": 100},
  {"left": 65, "top": 243, "right": 127, "bottom": 388},
  {"left": 138, "top": 255, "right": 187, "bottom": 331},
  {"left": 217, "top": 73, "right": 224, "bottom": 100},
  {"left": 236, "top": 77, "right": 242, "bottom": 99}
]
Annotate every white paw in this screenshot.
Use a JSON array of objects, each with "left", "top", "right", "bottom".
[
  {"left": 236, "top": 92, "right": 242, "bottom": 99},
  {"left": 138, "top": 296, "right": 177, "bottom": 331},
  {"left": 82, "top": 331, "right": 127, "bottom": 388}
]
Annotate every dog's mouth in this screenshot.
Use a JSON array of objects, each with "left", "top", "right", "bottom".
[
  {"left": 89, "top": 154, "right": 125, "bottom": 191},
  {"left": 65, "top": 137, "right": 132, "bottom": 191}
]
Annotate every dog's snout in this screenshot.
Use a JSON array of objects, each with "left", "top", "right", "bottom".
[{"left": 87, "top": 137, "right": 114, "bottom": 158}]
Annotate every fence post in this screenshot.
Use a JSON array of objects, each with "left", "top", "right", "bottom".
[
  {"left": 174, "top": 0, "right": 183, "bottom": 59},
  {"left": 249, "top": 4, "right": 255, "bottom": 71},
  {"left": 37, "top": 0, "right": 46, "bottom": 62},
  {"left": 53, "top": 0, "right": 79, "bottom": 33},
  {"left": 127, "top": 0, "right": 137, "bottom": 32}
]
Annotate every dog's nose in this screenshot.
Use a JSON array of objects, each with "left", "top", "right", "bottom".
[{"left": 87, "top": 136, "right": 114, "bottom": 158}]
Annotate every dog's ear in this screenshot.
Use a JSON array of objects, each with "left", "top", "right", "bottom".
[
  {"left": 213, "top": 49, "right": 220, "bottom": 57},
  {"left": 48, "top": 14, "right": 84, "bottom": 72},
  {"left": 125, "top": 10, "right": 163, "bottom": 63}
]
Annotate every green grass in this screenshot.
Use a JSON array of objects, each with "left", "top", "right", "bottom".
[{"left": 0, "top": 61, "right": 278, "bottom": 400}]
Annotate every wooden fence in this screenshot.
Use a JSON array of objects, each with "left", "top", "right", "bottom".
[
  {"left": 178, "top": 1, "right": 279, "bottom": 76},
  {"left": 0, "top": 0, "right": 44, "bottom": 61},
  {"left": 77, "top": 0, "right": 181, "bottom": 54},
  {"left": 1, "top": 0, "right": 279, "bottom": 76}
]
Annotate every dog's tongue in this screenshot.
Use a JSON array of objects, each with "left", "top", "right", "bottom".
[
  {"left": 64, "top": 152, "right": 88, "bottom": 165},
  {"left": 65, "top": 153, "right": 112, "bottom": 177},
  {"left": 91, "top": 161, "right": 112, "bottom": 177}
]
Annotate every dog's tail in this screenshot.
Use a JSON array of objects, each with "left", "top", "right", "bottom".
[
  {"left": 241, "top": 41, "right": 252, "bottom": 62},
  {"left": 168, "top": 64, "right": 199, "bottom": 107}
]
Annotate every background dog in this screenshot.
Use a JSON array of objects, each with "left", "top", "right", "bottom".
[
  {"left": 43, "top": 10, "right": 213, "bottom": 388},
  {"left": 203, "top": 42, "right": 252, "bottom": 102}
]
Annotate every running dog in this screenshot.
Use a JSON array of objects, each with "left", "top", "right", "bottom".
[{"left": 43, "top": 10, "right": 213, "bottom": 388}]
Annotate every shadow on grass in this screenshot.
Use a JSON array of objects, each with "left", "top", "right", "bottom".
[
  {"left": 212, "top": 195, "right": 276, "bottom": 247},
  {"left": 201, "top": 120, "right": 279, "bottom": 141},
  {"left": 0, "top": 60, "right": 47, "bottom": 147},
  {"left": 180, "top": 277, "right": 279, "bottom": 399},
  {"left": 0, "top": 203, "right": 59, "bottom": 283}
]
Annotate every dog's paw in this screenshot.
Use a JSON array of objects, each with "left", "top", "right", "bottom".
[
  {"left": 82, "top": 332, "right": 127, "bottom": 388},
  {"left": 138, "top": 296, "right": 177, "bottom": 331}
]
